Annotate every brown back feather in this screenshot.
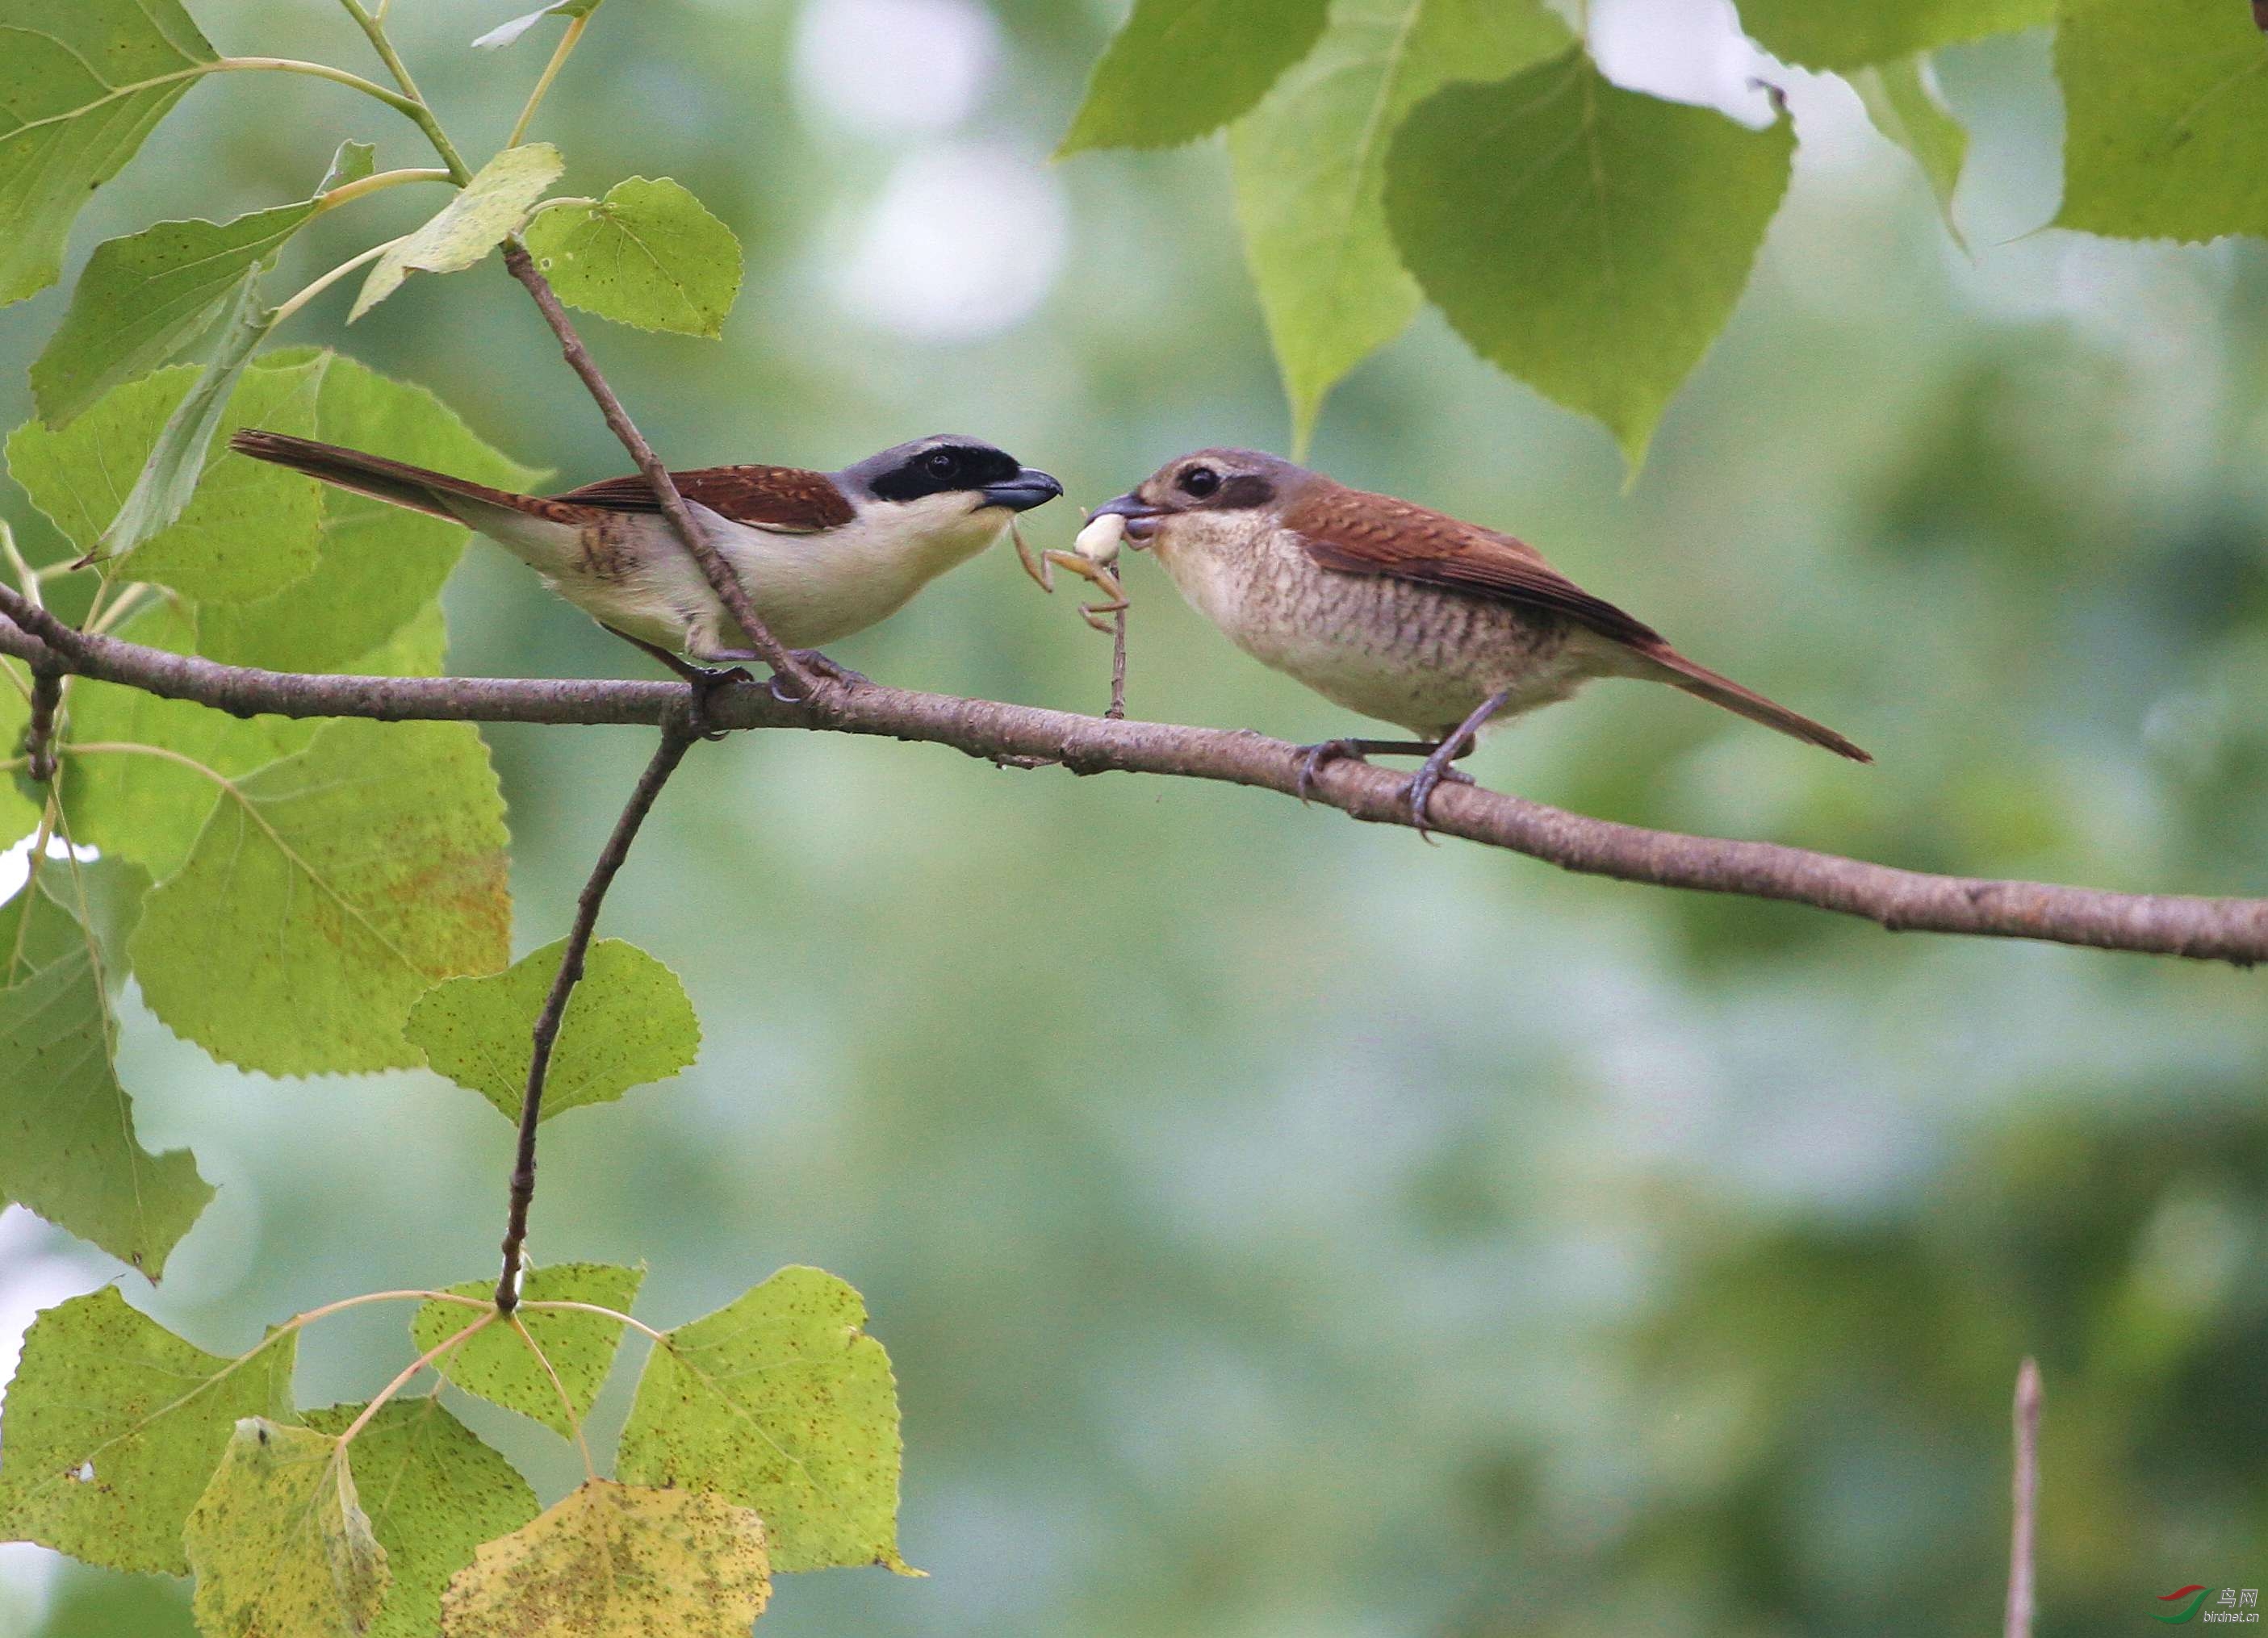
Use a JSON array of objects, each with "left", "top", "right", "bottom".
[{"left": 557, "top": 466, "right": 853, "bottom": 532}]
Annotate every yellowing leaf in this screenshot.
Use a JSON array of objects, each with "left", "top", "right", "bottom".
[
  {"left": 0, "top": 0, "right": 219, "bottom": 306},
  {"left": 521, "top": 178, "right": 742, "bottom": 338},
  {"left": 2056, "top": 0, "right": 2268, "bottom": 243},
  {"left": 131, "top": 718, "right": 513, "bottom": 1076},
  {"left": 1229, "top": 0, "right": 1571, "bottom": 449},
  {"left": 412, "top": 1264, "right": 643, "bottom": 1440},
  {"left": 0, "top": 1288, "right": 297, "bottom": 1576},
  {"left": 617, "top": 1266, "right": 911, "bottom": 1573},
  {"left": 183, "top": 1419, "right": 389, "bottom": 1638},
  {"left": 354, "top": 144, "right": 565, "bottom": 321},
  {"left": 441, "top": 1481, "right": 769, "bottom": 1638},
  {"left": 1384, "top": 48, "right": 1793, "bottom": 469},
  {"left": 1061, "top": 0, "right": 1333, "bottom": 153},
  {"left": 303, "top": 1401, "right": 539, "bottom": 1638},
  {"left": 409, "top": 938, "right": 701, "bottom": 1122}
]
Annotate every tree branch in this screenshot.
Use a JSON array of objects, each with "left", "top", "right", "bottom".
[
  {"left": 2006, "top": 1357, "right": 2040, "bottom": 1638},
  {"left": 496, "top": 719, "right": 699, "bottom": 1312},
  {"left": 497, "top": 242, "right": 815, "bottom": 696},
  {"left": 2, "top": 589, "right": 2265, "bottom": 964}
]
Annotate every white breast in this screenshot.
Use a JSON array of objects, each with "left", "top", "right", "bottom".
[{"left": 706, "top": 493, "right": 1010, "bottom": 649}]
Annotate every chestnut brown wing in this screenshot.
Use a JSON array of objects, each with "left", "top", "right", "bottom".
[
  {"left": 554, "top": 466, "right": 855, "bottom": 532},
  {"left": 1286, "top": 487, "right": 1664, "bottom": 650}
]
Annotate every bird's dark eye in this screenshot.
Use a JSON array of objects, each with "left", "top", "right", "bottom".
[
  {"left": 1180, "top": 465, "right": 1220, "bottom": 499},
  {"left": 925, "top": 449, "right": 960, "bottom": 479}
]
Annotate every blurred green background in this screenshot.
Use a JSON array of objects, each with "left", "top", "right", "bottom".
[{"left": 3, "top": 1, "right": 2266, "bottom": 1634}]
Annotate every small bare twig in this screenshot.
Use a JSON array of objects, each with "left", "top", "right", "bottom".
[
  {"left": 496, "top": 717, "right": 701, "bottom": 1311},
  {"left": 498, "top": 243, "right": 815, "bottom": 699},
  {"left": 2006, "top": 1357, "right": 2041, "bottom": 1638}
]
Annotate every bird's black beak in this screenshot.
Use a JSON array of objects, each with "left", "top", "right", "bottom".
[
  {"left": 1090, "top": 491, "right": 1165, "bottom": 545},
  {"left": 981, "top": 469, "right": 1065, "bottom": 512}
]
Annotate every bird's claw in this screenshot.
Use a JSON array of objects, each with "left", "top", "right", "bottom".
[
  {"left": 791, "top": 650, "right": 869, "bottom": 687},
  {"left": 1402, "top": 761, "right": 1475, "bottom": 841},
  {"left": 1295, "top": 739, "right": 1370, "bottom": 805},
  {"left": 685, "top": 666, "right": 754, "bottom": 740}
]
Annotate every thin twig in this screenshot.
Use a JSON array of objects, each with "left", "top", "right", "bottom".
[
  {"left": 2006, "top": 1357, "right": 2040, "bottom": 1638},
  {"left": 22, "top": 667, "right": 60, "bottom": 782},
  {"left": 496, "top": 720, "right": 700, "bottom": 1311},
  {"left": 1107, "top": 604, "right": 1129, "bottom": 721},
  {"left": 497, "top": 242, "right": 815, "bottom": 696},
  {"left": 4, "top": 591, "right": 2268, "bottom": 963}
]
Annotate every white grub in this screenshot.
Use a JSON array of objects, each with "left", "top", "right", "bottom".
[{"left": 1073, "top": 511, "right": 1125, "bottom": 566}]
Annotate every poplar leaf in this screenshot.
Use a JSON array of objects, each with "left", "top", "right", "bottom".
[
  {"left": 6, "top": 352, "right": 328, "bottom": 603},
  {"left": 521, "top": 178, "right": 742, "bottom": 337},
  {"left": 0, "top": 1288, "right": 298, "bottom": 1575},
  {"left": 182, "top": 1419, "right": 389, "bottom": 1638},
  {"left": 353, "top": 144, "right": 565, "bottom": 321},
  {"left": 30, "top": 142, "right": 375, "bottom": 428},
  {"left": 412, "top": 1264, "right": 644, "bottom": 1440},
  {"left": 1852, "top": 56, "right": 1968, "bottom": 244},
  {"left": 0, "top": 863, "right": 210, "bottom": 1277},
  {"left": 408, "top": 939, "right": 701, "bottom": 1122},
  {"left": 2055, "top": 0, "right": 2268, "bottom": 243},
  {"left": 0, "top": 0, "right": 220, "bottom": 306},
  {"left": 1061, "top": 0, "right": 1333, "bottom": 153},
  {"left": 131, "top": 718, "right": 513, "bottom": 1076},
  {"left": 441, "top": 1481, "right": 769, "bottom": 1638},
  {"left": 617, "top": 1266, "right": 911, "bottom": 1573},
  {"left": 1229, "top": 0, "right": 1571, "bottom": 449},
  {"left": 1733, "top": 0, "right": 2054, "bottom": 70},
  {"left": 1384, "top": 48, "right": 1793, "bottom": 468},
  {"left": 194, "top": 352, "right": 543, "bottom": 673},
  {"left": 302, "top": 1401, "right": 539, "bottom": 1638},
  {"left": 474, "top": 0, "right": 607, "bottom": 51},
  {"left": 0, "top": 668, "right": 32, "bottom": 849}
]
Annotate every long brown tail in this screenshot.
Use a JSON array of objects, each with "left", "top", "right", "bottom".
[
  {"left": 228, "top": 429, "right": 539, "bottom": 520},
  {"left": 1637, "top": 641, "right": 1872, "bottom": 763}
]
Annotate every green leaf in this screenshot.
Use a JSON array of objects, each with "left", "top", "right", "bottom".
[
  {"left": 1385, "top": 48, "right": 1794, "bottom": 468},
  {"left": 0, "top": 665, "right": 34, "bottom": 850},
  {"left": 440, "top": 1480, "right": 769, "bottom": 1638},
  {"left": 6, "top": 352, "right": 328, "bottom": 604},
  {"left": 132, "top": 717, "right": 513, "bottom": 1076},
  {"left": 408, "top": 939, "right": 701, "bottom": 1122},
  {"left": 474, "top": 0, "right": 607, "bottom": 50},
  {"left": 0, "top": 0, "right": 219, "bottom": 306},
  {"left": 195, "top": 352, "right": 543, "bottom": 673},
  {"left": 65, "top": 604, "right": 318, "bottom": 879},
  {"left": 617, "top": 1266, "right": 910, "bottom": 1573},
  {"left": 1733, "top": 0, "right": 2054, "bottom": 70},
  {"left": 0, "top": 860, "right": 210, "bottom": 1277},
  {"left": 183, "top": 1419, "right": 389, "bottom": 1638},
  {"left": 1229, "top": 0, "right": 1571, "bottom": 450},
  {"left": 521, "top": 178, "right": 743, "bottom": 338},
  {"left": 1061, "top": 0, "right": 1333, "bottom": 154},
  {"left": 302, "top": 1400, "right": 539, "bottom": 1638},
  {"left": 30, "top": 143, "right": 375, "bottom": 428},
  {"left": 0, "top": 1288, "right": 298, "bottom": 1575},
  {"left": 353, "top": 144, "right": 565, "bottom": 322},
  {"left": 2056, "top": 0, "right": 2268, "bottom": 243},
  {"left": 1852, "top": 56, "right": 1968, "bottom": 244},
  {"left": 411, "top": 1264, "right": 643, "bottom": 1440}
]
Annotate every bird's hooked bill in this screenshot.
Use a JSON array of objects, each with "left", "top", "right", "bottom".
[
  {"left": 981, "top": 470, "right": 1065, "bottom": 511},
  {"left": 1088, "top": 491, "right": 1164, "bottom": 544}
]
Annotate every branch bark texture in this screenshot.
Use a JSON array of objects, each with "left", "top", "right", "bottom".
[{"left": 3, "top": 585, "right": 2263, "bottom": 964}]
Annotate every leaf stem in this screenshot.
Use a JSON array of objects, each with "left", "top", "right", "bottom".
[
  {"left": 333, "top": 0, "right": 475, "bottom": 182},
  {"left": 507, "top": 15, "right": 590, "bottom": 148},
  {"left": 334, "top": 1311, "right": 494, "bottom": 1450},
  {"left": 518, "top": 1298, "right": 669, "bottom": 1344},
  {"left": 0, "top": 524, "right": 43, "bottom": 613},
  {"left": 496, "top": 721, "right": 701, "bottom": 1312},
  {"left": 315, "top": 166, "right": 454, "bottom": 213},
  {"left": 216, "top": 56, "right": 427, "bottom": 119},
  {"left": 511, "top": 1315, "right": 599, "bottom": 1478},
  {"left": 272, "top": 237, "right": 407, "bottom": 330}
]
